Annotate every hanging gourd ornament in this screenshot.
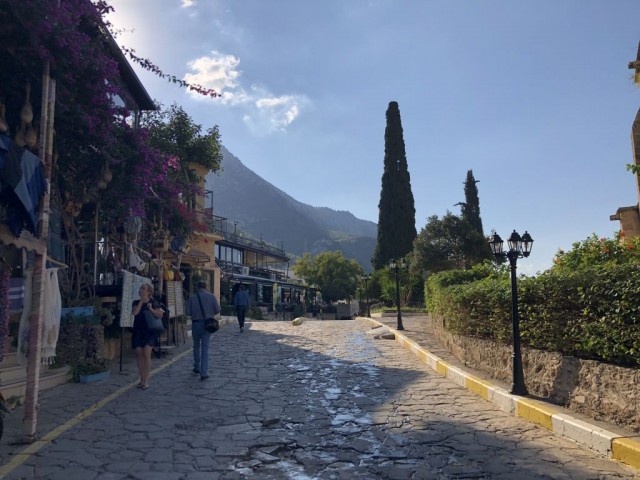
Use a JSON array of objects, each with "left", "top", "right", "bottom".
[
  {"left": 20, "top": 83, "right": 33, "bottom": 124},
  {"left": 25, "top": 120, "right": 37, "bottom": 148},
  {"left": 15, "top": 122, "right": 26, "bottom": 147}
]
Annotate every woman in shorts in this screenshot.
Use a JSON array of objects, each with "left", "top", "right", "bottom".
[{"left": 131, "top": 283, "right": 164, "bottom": 389}]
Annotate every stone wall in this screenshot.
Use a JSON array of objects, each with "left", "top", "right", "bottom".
[{"left": 427, "top": 315, "right": 640, "bottom": 433}]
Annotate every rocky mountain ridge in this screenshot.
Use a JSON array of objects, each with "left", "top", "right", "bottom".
[{"left": 206, "top": 146, "right": 377, "bottom": 270}]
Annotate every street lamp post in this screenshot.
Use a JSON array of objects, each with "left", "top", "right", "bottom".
[
  {"left": 488, "top": 230, "right": 534, "bottom": 396},
  {"left": 389, "top": 259, "right": 405, "bottom": 331},
  {"left": 362, "top": 274, "right": 371, "bottom": 317}
]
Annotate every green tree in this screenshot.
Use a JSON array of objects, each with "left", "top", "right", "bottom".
[
  {"left": 377, "top": 263, "right": 421, "bottom": 307},
  {"left": 410, "top": 212, "right": 489, "bottom": 274},
  {"left": 140, "top": 103, "right": 223, "bottom": 234},
  {"left": 293, "top": 251, "right": 364, "bottom": 303},
  {"left": 142, "top": 103, "right": 222, "bottom": 172},
  {"left": 372, "top": 101, "right": 417, "bottom": 269},
  {"left": 459, "top": 170, "right": 492, "bottom": 263},
  {"left": 459, "top": 170, "right": 485, "bottom": 236}
]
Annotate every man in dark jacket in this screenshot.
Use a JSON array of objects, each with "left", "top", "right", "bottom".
[{"left": 233, "top": 284, "right": 251, "bottom": 332}]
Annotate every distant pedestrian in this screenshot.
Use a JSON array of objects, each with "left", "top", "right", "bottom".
[
  {"left": 131, "top": 283, "right": 164, "bottom": 390},
  {"left": 233, "top": 284, "right": 251, "bottom": 332},
  {"left": 186, "top": 281, "right": 221, "bottom": 381}
]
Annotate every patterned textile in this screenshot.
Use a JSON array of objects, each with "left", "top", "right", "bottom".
[
  {"left": 120, "top": 270, "right": 152, "bottom": 328},
  {"left": 9, "top": 277, "right": 25, "bottom": 313}
]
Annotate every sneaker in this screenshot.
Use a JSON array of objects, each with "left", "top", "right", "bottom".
[
  {"left": 192, "top": 369, "right": 200, "bottom": 375},
  {"left": 200, "top": 375, "right": 209, "bottom": 381},
  {"left": 240, "top": 327, "right": 244, "bottom": 332}
]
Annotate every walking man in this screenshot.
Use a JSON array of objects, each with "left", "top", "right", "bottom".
[
  {"left": 233, "top": 284, "right": 250, "bottom": 332},
  {"left": 186, "top": 281, "right": 221, "bottom": 380}
]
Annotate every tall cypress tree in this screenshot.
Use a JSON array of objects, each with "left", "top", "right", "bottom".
[
  {"left": 460, "top": 170, "right": 484, "bottom": 236},
  {"left": 457, "top": 169, "right": 492, "bottom": 264},
  {"left": 372, "top": 101, "right": 417, "bottom": 269}
]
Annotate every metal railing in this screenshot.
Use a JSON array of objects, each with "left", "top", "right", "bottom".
[{"left": 197, "top": 210, "right": 288, "bottom": 260}]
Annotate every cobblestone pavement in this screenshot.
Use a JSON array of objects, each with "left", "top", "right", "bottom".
[{"left": 1, "top": 318, "right": 639, "bottom": 479}]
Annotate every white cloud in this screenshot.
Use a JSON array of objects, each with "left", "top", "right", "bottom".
[
  {"left": 253, "top": 95, "right": 302, "bottom": 132},
  {"left": 181, "top": 0, "right": 196, "bottom": 8},
  {"left": 183, "top": 51, "right": 309, "bottom": 135},
  {"left": 184, "top": 52, "right": 241, "bottom": 95}
]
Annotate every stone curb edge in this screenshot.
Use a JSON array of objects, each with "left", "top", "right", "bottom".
[{"left": 361, "top": 317, "right": 640, "bottom": 471}]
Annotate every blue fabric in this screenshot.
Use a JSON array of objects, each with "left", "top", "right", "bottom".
[
  {"left": 15, "top": 149, "right": 45, "bottom": 233},
  {"left": 186, "top": 289, "right": 219, "bottom": 377},
  {"left": 0, "top": 134, "right": 46, "bottom": 236},
  {"left": 233, "top": 289, "right": 251, "bottom": 307},
  {"left": 186, "top": 289, "right": 221, "bottom": 320},
  {"left": 191, "top": 320, "right": 211, "bottom": 377}
]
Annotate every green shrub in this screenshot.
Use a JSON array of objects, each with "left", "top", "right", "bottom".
[
  {"left": 426, "top": 255, "right": 640, "bottom": 367},
  {"left": 518, "top": 270, "right": 584, "bottom": 352},
  {"left": 552, "top": 232, "right": 640, "bottom": 271},
  {"left": 248, "top": 306, "right": 263, "bottom": 320},
  {"left": 425, "top": 261, "right": 498, "bottom": 313}
]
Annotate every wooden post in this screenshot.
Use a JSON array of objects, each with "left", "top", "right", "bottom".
[{"left": 23, "top": 64, "right": 55, "bottom": 441}]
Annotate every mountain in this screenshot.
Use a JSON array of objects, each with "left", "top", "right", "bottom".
[{"left": 206, "top": 146, "right": 377, "bottom": 270}]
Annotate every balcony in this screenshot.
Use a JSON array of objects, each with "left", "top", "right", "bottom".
[{"left": 200, "top": 210, "right": 288, "bottom": 261}]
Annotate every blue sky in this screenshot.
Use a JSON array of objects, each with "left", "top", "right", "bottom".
[{"left": 109, "top": 0, "right": 640, "bottom": 273}]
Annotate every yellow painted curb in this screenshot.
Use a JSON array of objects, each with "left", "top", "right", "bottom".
[
  {"left": 612, "top": 437, "right": 640, "bottom": 469},
  {"left": 514, "top": 398, "right": 560, "bottom": 431},
  {"left": 0, "top": 347, "right": 193, "bottom": 479},
  {"left": 357, "top": 316, "right": 640, "bottom": 473},
  {"left": 465, "top": 375, "right": 490, "bottom": 401}
]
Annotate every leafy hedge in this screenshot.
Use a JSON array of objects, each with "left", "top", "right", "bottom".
[{"left": 426, "top": 259, "right": 640, "bottom": 367}]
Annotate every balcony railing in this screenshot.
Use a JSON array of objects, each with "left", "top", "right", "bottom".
[
  {"left": 197, "top": 209, "right": 288, "bottom": 260},
  {"left": 218, "top": 260, "right": 285, "bottom": 281}
]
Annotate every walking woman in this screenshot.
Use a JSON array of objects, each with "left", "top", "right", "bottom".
[{"left": 131, "top": 283, "right": 164, "bottom": 389}]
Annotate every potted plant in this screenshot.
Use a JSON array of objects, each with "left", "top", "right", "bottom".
[
  {"left": 75, "top": 357, "right": 110, "bottom": 383},
  {"left": 58, "top": 308, "right": 111, "bottom": 383},
  {"left": 76, "top": 321, "right": 110, "bottom": 383}
]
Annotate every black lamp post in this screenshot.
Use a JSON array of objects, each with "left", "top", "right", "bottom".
[
  {"left": 488, "top": 230, "right": 534, "bottom": 396},
  {"left": 361, "top": 274, "right": 371, "bottom": 317},
  {"left": 389, "top": 259, "right": 405, "bottom": 330}
]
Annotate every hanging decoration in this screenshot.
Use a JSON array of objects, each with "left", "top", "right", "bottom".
[
  {"left": 9, "top": 276, "right": 25, "bottom": 313},
  {"left": 41, "top": 268, "right": 61, "bottom": 365},
  {"left": 0, "top": 269, "right": 10, "bottom": 362},
  {"left": 120, "top": 270, "right": 151, "bottom": 328}
]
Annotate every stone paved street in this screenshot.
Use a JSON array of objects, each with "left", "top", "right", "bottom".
[{"left": 1, "top": 318, "right": 639, "bottom": 479}]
